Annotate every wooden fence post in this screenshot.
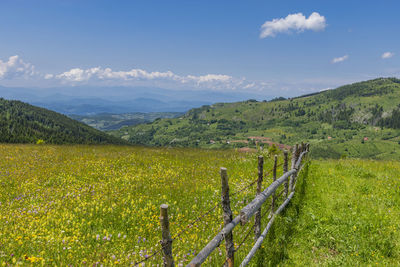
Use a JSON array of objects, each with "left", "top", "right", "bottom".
[
  {"left": 271, "top": 155, "right": 278, "bottom": 213},
  {"left": 221, "top": 167, "right": 234, "bottom": 267},
  {"left": 283, "top": 150, "right": 289, "bottom": 198},
  {"left": 295, "top": 144, "right": 302, "bottom": 185},
  {"left": 289, "top": 144, "right": 298, "bottom": 192},
  {"left": 296, "top": 143, "right": 302, "bottom": 159},
  {"left": 254, "top": 156, "right": 263, "bottom": 240},
  {"left": 160, "top": 204, "right": 174, "bottom": 267}
]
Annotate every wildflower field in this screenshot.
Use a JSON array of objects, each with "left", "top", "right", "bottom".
[
  {"left": 0, "top": 144, "right": 281, "bottom": 266},
  {"left": 0, "top": 144, "right": 399, "bottom": 266}
]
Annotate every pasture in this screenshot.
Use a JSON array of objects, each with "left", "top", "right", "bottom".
[{"left": 0, "top": 145, "right": 399, "bottom": 265}]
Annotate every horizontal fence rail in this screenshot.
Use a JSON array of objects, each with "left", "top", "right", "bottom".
[
  {"left": 240, "top": 191, "right": 295, "bottom": 266},
  {"left": 239, "top": 169, "right": 296, "bottom": 225}
]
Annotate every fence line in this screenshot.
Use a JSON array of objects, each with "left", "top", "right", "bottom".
[
  {"left": 138, "top": 143, "right": 309, "bottom": 267},
  {"left": 132, "top": 162, "right": 278, "bottom": 266},
  {"left": 188, "top": 143, "right": 309, "bottom": 266}
]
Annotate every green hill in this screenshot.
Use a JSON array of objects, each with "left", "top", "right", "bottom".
[
  {"left": 69, "top": 112, "right": 183, "bottom": 131},
  {"left": 0, "top": 98, "right": 127, "bottom": 145},
  {"left": 109, "top": 78, "right": 400, "bottom": 159}
]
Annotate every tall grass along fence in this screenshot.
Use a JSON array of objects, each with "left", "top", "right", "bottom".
[{"left": 136, "top": 143, "right": 309, "bottom": 266}]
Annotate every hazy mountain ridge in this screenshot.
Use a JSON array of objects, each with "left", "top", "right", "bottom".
[{"left": 0, "top": 85, "right": 270, "bottom": 115}]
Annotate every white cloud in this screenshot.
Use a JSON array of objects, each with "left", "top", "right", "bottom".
[
  {"left": 332, "top": 55, "right": 349, "bottom": 64},
  {"left": 260, "top": 12, "right": 326, "bottom": 38},
  {"left": 56, "top": 67, "right": 179, "bottom": 82},
  {"left": 0, "top": 55, "right": 273, "bottom": 92},
  {"left": 382, "top": 52, "right": 394, "bottom": 59},
  {"left": 44, "top": 74, "right": 54, "bottom": 79},
  {"left": 54, "top": 66, "right": 248, "bottom": 90},
  {"left": 186, "top": 74, "right": 231, "bottom": 82},
  {"left": 0, "top": 55, "right": 35, "bottom": 79}
]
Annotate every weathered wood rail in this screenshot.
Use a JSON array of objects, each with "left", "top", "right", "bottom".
[{"left": 153, "top": 143, "right": 309, "bottom": 267}]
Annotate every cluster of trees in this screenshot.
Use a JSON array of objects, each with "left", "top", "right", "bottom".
[
  {"left": 318, "top": 103, "right": 355, "bottom": 129},
  {"left": 379, "top": 107, "right": 400, "bottom": 129}
]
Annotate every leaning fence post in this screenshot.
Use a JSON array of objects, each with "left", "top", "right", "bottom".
[
  {"left": 289, "top": 144, "right": 298, "bottom": 192},
  {"left": 296, "top": 143, "right": 302, "bottom": 159},
  {"left": 271, "top": 155, "right": 278, "bottom": 213},
  {"left": 160, "top": 204, "right": 174, "bottom": 267},
  {"left": 283, "top": 150, "right": 289, "bottom": 198},
  {"left": 221, "top": 168, "right": 234, "bottom": 267},
  {"left": 254, "top": 156, "right": 263, "bottom": 240}
]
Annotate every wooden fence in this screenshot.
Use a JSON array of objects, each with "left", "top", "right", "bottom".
[{"left": 145, "top": 142, "right": 309, "bottom": 267}]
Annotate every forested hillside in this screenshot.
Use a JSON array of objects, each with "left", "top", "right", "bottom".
[
  {"left": 0, "top": 98, "right": 127, "bottom": 144},
  {"left": 110, "top": 78, "right": 400, "bottom": 159}
]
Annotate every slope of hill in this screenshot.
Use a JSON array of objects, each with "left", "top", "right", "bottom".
[
  {"left": 69, "top": 112, "right": 182, "bottom": 131},
  {"left": 0, "top": 98, "right": 127, "bottom": 144},
  {"left": 109, "top": 78, "right": 400, "bottom": 159}
]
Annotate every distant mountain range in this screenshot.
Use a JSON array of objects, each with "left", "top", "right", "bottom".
[{"left": 0, "top": 85, "right": 270, "bottom": 115}]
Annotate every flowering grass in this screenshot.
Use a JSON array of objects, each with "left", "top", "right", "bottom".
[{"left": 0, "top": 144, "right": 282, "bottom": 266}]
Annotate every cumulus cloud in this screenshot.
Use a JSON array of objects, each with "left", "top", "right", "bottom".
[
  {"left": 260, "top": 12, "right": 326, "bottom": 38},
  {"left": 56, "top": 67, "right": 180, "bottom": 82},
  {"left": 54, "top": 66, "right": 248, "bottom": 90},
  {"left": 382, "top": 52, "right": 394, "bottom": 59},
  {"left": 332, "top": 55, "right": 349, "bottom": 64},
  {"left": 0, "top": 55, "right": 35, "bottom": 79}
]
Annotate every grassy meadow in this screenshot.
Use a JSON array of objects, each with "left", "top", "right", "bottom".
[
  {"left": 0, "top": 144, "right": 282, "bottom": 266},
  {"left": 265, "top": 159, "right": 400, "bottom": 266},
  {"left": 0, "top": 144, "right": 399, "bottom": 266}
]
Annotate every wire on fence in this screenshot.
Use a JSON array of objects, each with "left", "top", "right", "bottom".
[
  {"left": 172, "top": 202, "right": 220, "bottom": 241},
  {"left": 231, "top": 179, "right": 258, "bottom": 197},
  {"left": 261, "top": 205, "right": 273, "bottom": 219},
  {"left": 275, "top": 187, "right": 286, "bottom": 199},
  {"left": 133, "top": 245, "right": 164, "bottom": 266},
  {"left": 219, "top": 205, "right": 273, "bottom": 267},
  {"left": 220, "top": 222, "right": 255, "bottom": 267},
  {"left": 263, "top": 163, "right": 283, "bottom": 181},
  {"left": 133, "top": 202, "right": 220, "bottom": 266},
  {"left": 231, "top": 164, "right": 281, "bottom": 198},
  {"left": 235, "top": 225, "right": 255, "bottom": 253}
]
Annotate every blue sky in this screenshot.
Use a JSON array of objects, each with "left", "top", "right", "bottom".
[{"left": 0, "top": 0, "right": 399, "bottom": 97}]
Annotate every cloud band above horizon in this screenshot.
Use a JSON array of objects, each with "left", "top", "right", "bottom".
[{"left": 0, "top": 55, "right": 270, "bottom": 92}]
